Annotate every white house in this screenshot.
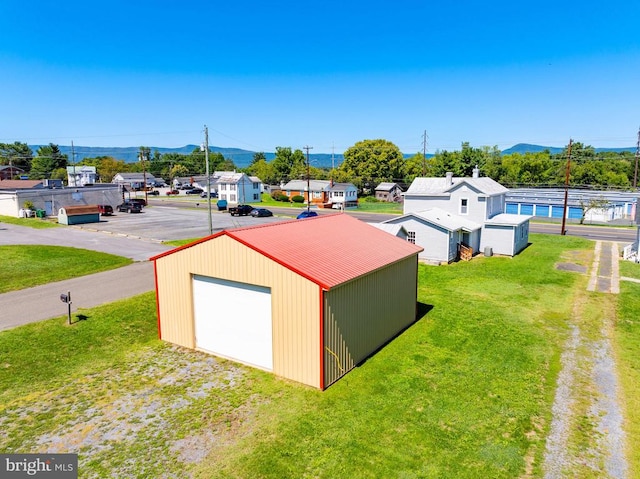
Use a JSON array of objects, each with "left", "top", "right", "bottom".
[
  {"left": 67, "top": 166, "right": 97, "bottom": 187},
  {"left": 113, "top": 172, "right": 158, "bottom": 190},
  {"left": 383, "top": 208, "right": 482, "bottom": 263},
  {"left": 216, "top": 172, "right": 262, "bottom": 204},
  {"left": 281, "top": 179, "right": 358, "bottom": 209},
  {"left": 384, "top": 168, "right": 530, "bottom": 261}
]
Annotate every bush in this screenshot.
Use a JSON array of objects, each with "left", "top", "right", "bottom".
[
  {"left": 23, "top": 201, "right": 35, "bottom": 210},
  {"left": 270, "top": 190, "right": 289, "bottom": 202},
  {"left": 291, "top": 195, "right": 305, "bottom": 203}
]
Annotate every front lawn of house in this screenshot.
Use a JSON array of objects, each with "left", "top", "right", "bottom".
[{"left": 3, "top": 234, "right": 630, "bottom": 478}]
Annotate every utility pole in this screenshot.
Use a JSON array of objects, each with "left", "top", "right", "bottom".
[
  {"left": 422, "top": 130, "right": 428, "bottom": 176},
  {"left": 304, "top": 145, "right": 313, "bottom": 213},
  {"left": 634, "top": 127, "right": 640, "bottom": 189},
  {"left": 204, "top": 125, "right": 213, "bottom": 235},
  {"left": 139, "top": 149, "right": 149, "bottom": 205},
  {"left": 71, "top": 141, "right": 76, "bottom": 187},
  {"left": 560, "top": 139, "right": 573, "bottom": 236}
]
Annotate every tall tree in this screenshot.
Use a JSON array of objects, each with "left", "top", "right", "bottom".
[
  {"left": 340, "top": 139, "right": 405, "bottom": 186},
  {"left": 30, "top": 144, "right": 68, "bottom": 179},
  {"left": 271, "top": 147, "right": 306, "bottom": 182},
  {"left": 0, "top": 142, "right": 33, "bottom": 171}
]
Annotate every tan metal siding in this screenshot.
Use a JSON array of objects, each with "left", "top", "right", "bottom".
[
  {"left": 155, "top": 235, "right": 321, "bottom": 388},
  {"left": 323, "top": 257, "right": 418, "bottom": 387}
]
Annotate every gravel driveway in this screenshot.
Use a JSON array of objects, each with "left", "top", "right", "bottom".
[{"left": 543, "top": 241, "right": 628, "bottom": 478}]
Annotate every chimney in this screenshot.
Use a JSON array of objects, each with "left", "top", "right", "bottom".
[
  {"left": 472, "top": 165, "right": 480, "bottom": 178},
  {"left": 445, "top": 171, "right": 453, "bottom": 185}
]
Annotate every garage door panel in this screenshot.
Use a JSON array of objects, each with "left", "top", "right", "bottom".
[{"left": 193, "top": 275, "right": 273, "bottom": 370}]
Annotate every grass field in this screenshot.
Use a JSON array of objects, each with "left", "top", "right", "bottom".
[
  {"left": 616, "top": 260, "right": 640, "bottom": 475},
  {"left": 0, "top": 245, "right": 132, "bottom": 293},
  {"left": 1, "top": 233, "right": 611, "bottom": 478},
  {"left": 0, "top": 214, "right": 59, "bottom": 229}
]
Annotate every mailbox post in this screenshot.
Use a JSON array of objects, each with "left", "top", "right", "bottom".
[{"left": 60, "top": 291, "right": 72, "bottom": 325}]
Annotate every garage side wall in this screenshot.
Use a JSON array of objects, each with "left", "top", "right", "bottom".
[
  {"left": 155, "top": 235, "right": 321, "bottom": 388},
  {"left": 323, "top": 256, "right": 418, "bottom": 388},
  {"left": 480, "top": 224, "right": 515, "bottom": 256}
]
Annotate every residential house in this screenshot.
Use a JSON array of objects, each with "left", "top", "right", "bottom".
[
  {"left": 0, "top": 165, "right": 24, "bottom": 180},
  {"left": 67, "top": 165, "right": 98, "bottom": 187},
  {"left": 375, "top": 182, "right": 404, "bottom": 202},
  {"left": 113, "top": 172, "right": 158, "bottom": 190},
  {"left": 385, "top": 168, "right": 530, "bottom": 261},
  {"left": 383, "top": 208, "right": 481, "bottom": 264},
  {"left": 216, "top": 172, "right": 262, "bottom": 204},
  {"left": 281, "top": 179, "right": 358, "bottom": 209}
]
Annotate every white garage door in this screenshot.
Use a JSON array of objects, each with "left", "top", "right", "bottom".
[{"left": 193, "top": 275, "right": 273, "bottom": 370}]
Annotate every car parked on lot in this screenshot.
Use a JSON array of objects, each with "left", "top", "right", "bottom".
[
  {"left": 296, "top": 210, "right": 319, "bottom": 219},
  {"left": 200, "top": 191, "right": 218, "bottom": 198},
  {"left": 186, "top": 188, "right": 204, "bottom": 195},
  {"left": 250, "top": 208, "right": 273, "bottom": 218},
  {"left": 147, "top": 190, "right": 160, "bottom": 196},
  {"left": 166, "top": 189, "right": 179, "bottom": 195},
  {"left": 229, "top": 204, "right": 254, "bottom": 216},
  {"left": 97, "top": 204, "right": 113, "bottom": 216},
  {"left": 116, "top": 202, "right": 143, "bottom": 213}
]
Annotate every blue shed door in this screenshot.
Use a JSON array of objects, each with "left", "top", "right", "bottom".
[
  {"left": 551, "top": 206, "right": 564, "bottom": 218},
  {"left": 520, "top": 204, "right": 534, "bottom": 215},
  {"left": 568, "top": 206, "right": 582, "bottom": 219},
  {"left": 506, "top": 203, "right": 518, "bottom": 214},
  {"left": 535, "top": 205, "right": 549, "bottom": 217}
]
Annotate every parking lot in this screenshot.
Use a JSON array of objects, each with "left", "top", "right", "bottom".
[{"left": 81, "top": 203, "right": 291, "bottom": 242}]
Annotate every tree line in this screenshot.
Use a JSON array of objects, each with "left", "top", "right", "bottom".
[{"left": 1, "top": 139, "right": 637, "bottom": 192}]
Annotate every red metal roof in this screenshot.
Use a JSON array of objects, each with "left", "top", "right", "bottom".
[{"left": 152, "top": 214, "right": 423, "bottom": 290}]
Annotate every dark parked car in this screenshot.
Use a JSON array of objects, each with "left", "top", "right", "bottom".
[
  {"left": 116, "top": 202, "right": 143, "bottom": 213},
  {"left": 229, "top": 205, "right": 254, "bottom": 216},
  {"left": 200, "top": 191, "right": 218, "bottom": 198},
  {"left": 124, "top": 198, "right": 146, "bottom": 207},
  {"left": 296, "top": 210, "right": 319, "bottom": 219},
  {"left": 250, "top": 208, "right": 273, "bottom": 218},
  {"left": 147, "top": 190, "right": 160, "bottom": 196},
  {"left": 97, "top": 204, "right": 113, "bottom": 216},
  {"left": 186, "top": 188, "right": 204, "bottom": 195}
]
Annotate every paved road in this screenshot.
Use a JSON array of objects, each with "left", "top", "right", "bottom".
[
  {"left": 0, "top": 262, "right": 155, "bottom": 331},
  {"left": 0, "top": 221, "right": 173, "bottom": 331}
]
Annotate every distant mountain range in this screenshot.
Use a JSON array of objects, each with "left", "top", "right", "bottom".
[
  {"left": 501, "top": 143, "right": 637, "bottom": 155},
  {"left": 29, "top": 143, "right": 637, "bottom": 169}
]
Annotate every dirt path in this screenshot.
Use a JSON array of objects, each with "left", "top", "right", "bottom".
[{"left": 543, "top": 241, "right": 628, "bottom": 478}]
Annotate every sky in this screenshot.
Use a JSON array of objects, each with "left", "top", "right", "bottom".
[{"left": 1, "top": 0, "right": 639, "bottom": 155}]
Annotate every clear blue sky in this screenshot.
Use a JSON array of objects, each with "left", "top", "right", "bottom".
[{"left": 1, "top": 0, "right": 639, "bottom": 154}]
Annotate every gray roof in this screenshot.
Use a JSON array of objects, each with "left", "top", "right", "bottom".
[
  {"left": 385, "top": 207, "right": 481, "bottom": 232},
  {"left": 405, "top": 176, "right": 508, "bottom": 197},
  {"left": 371, "top": 223, "right": 406, "bottom": 237},
  {"left": 283, "top": 179, "right": 331, "bottom": 191},
  {"left": 484, "top": 213, "right": 531, "bottom": 226},
  {"left": 376, "top": 182, "right": 401, "bottom": 191}
]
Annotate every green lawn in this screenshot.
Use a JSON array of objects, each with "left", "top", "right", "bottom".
[
  {"left": 0, "top": 234, "right": 624, "bottom": 478},
  {"left": 0, "top": 245, "right": 132, "bottom": 293},
  {"left": 0, "top": 214, "right": 60, "bottom": 229},
  {"left": 616, "top": 260, "right": 640, "bottom": 475}
]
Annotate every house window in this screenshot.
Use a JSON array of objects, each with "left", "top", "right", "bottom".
[
  {"left": 313, "top": 191, "right": 321, "bottom": 199},
  {"left": 460, "top": 198, "right": 469, "bottom": 215},
  {"left": 407, "top": 231, "right": 416, "bottom": 244},
  {"left": 230, "top": 184, "right": 236, "bottom": 191},
  {"left": 253, "top": 193, "right": 259, "bottom": 201},
  {"left": 253, "top": 183, "right": 258, "bottom": 189},
  {"left": 230, "top": 194, "right": 236, "bottom": 202}
]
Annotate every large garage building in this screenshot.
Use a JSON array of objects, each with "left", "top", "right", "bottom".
[{"left": 151, "top": 214, "right": 423, "bottom": 389}]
